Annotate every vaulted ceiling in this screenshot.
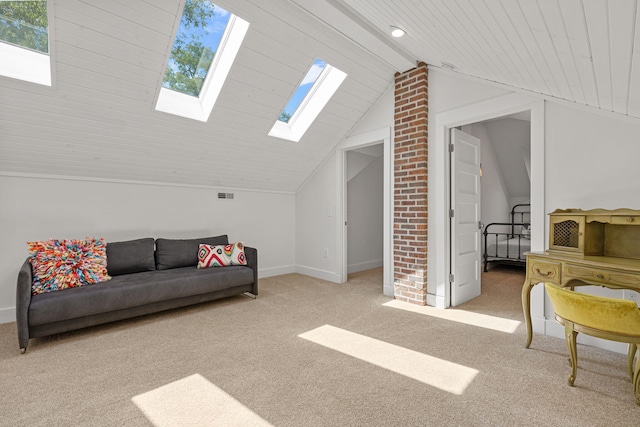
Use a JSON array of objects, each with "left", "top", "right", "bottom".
[
  {"left": 331, "top": 0, "right": 640, "bottom": 118},
  {"left": 0, "top": 0, "right": 396, "bottom": 193},
  {"left": 1, "top": 0, "right": 638, "bottom": 193}
]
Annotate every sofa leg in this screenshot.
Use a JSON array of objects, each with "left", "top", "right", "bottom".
[{"left": 243, "top": 292, "right": 257, "bottom": 299}]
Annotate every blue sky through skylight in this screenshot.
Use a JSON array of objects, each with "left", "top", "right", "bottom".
[
  {"left": 162, "top": 0, "right": 231, "bottom": 97},
  {"left": 279, "top": 59, "right": 327, "bottom": 123}
]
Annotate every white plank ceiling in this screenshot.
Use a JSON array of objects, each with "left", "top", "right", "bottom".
[
  {"left": 337, "top": 0, "right": 640, "bottom": 118},
  {"left": 2, "top": 0, "right": 639, "bottom": 192},
  {"left": 0, "top": 0, "right": 396, "bottom": 192}
]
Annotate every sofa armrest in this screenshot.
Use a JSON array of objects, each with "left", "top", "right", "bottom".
[
  {"left": 16, "top": 258, "right": 32, "bottom": 353},
  {"left": 244, "top": 246, "right": 258, "bottom": 296}
]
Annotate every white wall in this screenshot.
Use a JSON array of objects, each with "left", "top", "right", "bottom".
[
  {"left": 350, "top": 85, "right": 394, "bottom": 135},
  {"left": 0, "top": 175, "right": 296, "bottom": 323},
  {"left": 295, "top": 153, "right": 339, "bottom": 281},
  {"left": 295, "top": 84, "right": 393, "bottom": 282},
  {"left": 347, "top": 153, "right": 383, "bottom": 273},
  {"left": 484, "top": 118, "right": 531, "bottom": 203},
  {"left": 541, "top": 101, "right": 640, "bottom": 353},
  {"left": 545, "top": 102, "right": 640, "bottom": 210}
]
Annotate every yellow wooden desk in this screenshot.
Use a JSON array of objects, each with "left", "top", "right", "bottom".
[
  {"left": 522, "top": 251, "right": 640, "bottom": 348},
  {"left": 522, "top": 208, "right": 640, "bottom": 348}
]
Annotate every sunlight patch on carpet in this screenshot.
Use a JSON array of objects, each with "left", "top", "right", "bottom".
[
  {"left": 298, "top": 324, "right": 478, "bottom": 395},
  {"left": 383, "top": 299, "right": 521, "bottom": 333},
  {"left": 132, "top": 373, "right": 272, "bottom": 427}
]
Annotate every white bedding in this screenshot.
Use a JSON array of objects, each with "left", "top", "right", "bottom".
[{"left": 486, "top": 237, "right": 530, "bottom": 260}]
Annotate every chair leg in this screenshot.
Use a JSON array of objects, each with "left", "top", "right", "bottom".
[
  {"left": 565, "top": 323, "right": 578, "bottom": 387},
  {"left": 628, "top": 343, "right": 637, "bottom": 382}
]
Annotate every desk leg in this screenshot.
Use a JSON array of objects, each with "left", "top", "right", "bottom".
[{"left": 522, "top": 280, "right": 535, "bottom": 349}]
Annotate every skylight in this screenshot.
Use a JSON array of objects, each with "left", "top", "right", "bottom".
[
  {"left": 155, "top": 0, "right": 249, "bottom": 122},
  {"left": 0, "top": 0, "right": 51, "bottom": 86},
  {"left": 269, "top": 58, "right": 347, "bottom": 142},
  {"left": 279, "top": 59, "right": 326, "bottom": 123}
]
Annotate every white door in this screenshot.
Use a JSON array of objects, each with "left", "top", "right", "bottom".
[{"left": 450, "top": 128, "right": 482, "bottom": 306}]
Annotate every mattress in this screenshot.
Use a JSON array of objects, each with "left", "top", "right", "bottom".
[{"left": 486, "top": 237, "right": 530, "bottom": 260}]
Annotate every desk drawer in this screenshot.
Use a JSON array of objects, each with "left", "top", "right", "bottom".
[
  {"left": 608, "top": 272, "right": 640, "bottom": 288},
  {"left": 565, "top": 264, "right": 608, "bottom": 284},
  {"left": 611, "top": 215, "right": 640, "bottom": 225},
  {"left": 529, "top": 260, "right": 561, "bottom": 282}
]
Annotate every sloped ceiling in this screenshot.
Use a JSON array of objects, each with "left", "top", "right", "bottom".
[
  {"left": 483, "top": 117, "right": 531, "bottom": 200},
  {"left": 333, "top": 0, "right": 640, "bottom": 118},
  {"left": 3, "top": 0, "right": 639, "bottom": 194},
  {"left": 0, "top": 0, "right": 396, "bottom": 192}
]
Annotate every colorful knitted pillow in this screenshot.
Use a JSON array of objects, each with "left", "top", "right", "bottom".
[
  {"left": 28, "top": 238, "right": 111, "bottom": 295},
  {"left": 197, "top": 242, "right": 247, "bottom": 268}
]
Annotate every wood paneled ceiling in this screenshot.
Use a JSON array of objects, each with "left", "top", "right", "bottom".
[
  {"left": 2, "top": 0, "right": 638, "bottom": 193},
  {"left": 331, "top": 0, "right": 640, "bottom": 118},
  {"left": 0, "top": 0, "right": 396, "bottom": 192}
]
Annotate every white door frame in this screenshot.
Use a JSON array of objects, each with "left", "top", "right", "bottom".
[
  {"left": 432, "top": 93, "right": 545, "bottom": 330},
  {"left": 336, "top": 127, "right": 394, "bottom": 296}
]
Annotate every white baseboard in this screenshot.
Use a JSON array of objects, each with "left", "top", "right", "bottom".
[
  {"left": 383, "top": 283, "right": 394, "bottom": 297},
  {"left": 295, "top": 265, "right": 342, "bottom": 283},
  {"left": 427, "top": 293, "right": 447, "bottom": 308},
  {"left": 0, "top": 307, "right": 15, "bottom": 324},
  {"left": 347, "top": 259, "right": 383, "bottom": 274},
  {"left": 259, "top": 265, "right": 295, "bottom": 279}
]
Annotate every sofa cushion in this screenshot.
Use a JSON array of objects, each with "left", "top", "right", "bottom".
[
  {"left": 27, "top": 265, "right": 254, "bottom": 326},
  {"left": 198, "top": 242, "right": 247, "bottom": 268},
  {"left": 155, "top": 235, "right": 228, "bottom": 270},
  {"left": 28, "top": 238, "right": 110, "bottom": 295},
  {"left": 106, "top": 238, "right": 156, "bottom": 276}
]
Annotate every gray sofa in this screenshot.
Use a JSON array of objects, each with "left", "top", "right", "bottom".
[{"left": 16, "top": 235, "right": 258, "bottom": 353}]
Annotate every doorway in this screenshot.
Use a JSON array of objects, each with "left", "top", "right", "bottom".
[
  {"left": 451, "top": 113, "right": 532, "bottom": 306},
  {"left": 346, "top": 144, "right": 384, "bottom": 275},
  {"left": 337, "top": 127, "right": 394, "bottom": 296},
  {"left": 432, "top": 93, "right": 545, "bottom": 311}
]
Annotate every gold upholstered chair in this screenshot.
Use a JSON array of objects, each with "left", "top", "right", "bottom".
[{"left": 544, "top": 282, "right": 640, "bottom": 405}]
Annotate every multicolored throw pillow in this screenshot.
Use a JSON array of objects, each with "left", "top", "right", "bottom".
[
  {"left": 28, "top": 238, "right": 111, "bottom": 295},
  {"left": 197, "top": 242, "right": 247, "bottom": 268}
]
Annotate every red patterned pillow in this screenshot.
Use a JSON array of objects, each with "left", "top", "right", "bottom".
[
  {"left": 28, "top": 238, "right": 111, "bottom": 295},
  {"left": 197, "top": 242, "right": 246, "bottom": 268}
]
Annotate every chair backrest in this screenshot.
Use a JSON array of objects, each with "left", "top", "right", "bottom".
[{"left": 544, "top": 283, "right": 640, "bottom": 337}]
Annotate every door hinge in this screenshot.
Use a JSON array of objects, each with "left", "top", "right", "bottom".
[
  {"left": 449, "top": 273, "right": 455, "bottom": 282},
  {"left": 449, "top": 209, "right": 454, "bottom": 218},
  {"left": 449, "top": 143, "right": 454, "bottom": 152}
]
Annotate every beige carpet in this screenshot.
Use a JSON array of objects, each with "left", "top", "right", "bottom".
[{"left": 0, "top": 266, "right": 638, "bottom": 426}]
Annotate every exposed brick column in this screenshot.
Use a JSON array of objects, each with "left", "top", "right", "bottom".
[{"left": 393, "top": 62, "right": 428, "bottom": 305}]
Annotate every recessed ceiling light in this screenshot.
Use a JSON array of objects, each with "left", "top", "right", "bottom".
[{"left": 390, "top": 26, "right": 406, "bottom": 38}]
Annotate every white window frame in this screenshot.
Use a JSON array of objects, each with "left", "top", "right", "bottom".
[
  {"left": 154, "top": 13, "right": 249, "bottom": 122},
  {"left": 269, "top": 63, "right": 347, "bottom": 142}
]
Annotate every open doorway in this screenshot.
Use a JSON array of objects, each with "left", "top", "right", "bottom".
[
  {"left": 346, "top": 144, "right": 384, "bottom": 275},
  {"left": 431, "top": 93, "right": 544, "bottom": 310},
  {"left": 466, "top": 111, "right": 531, "bottom": 267},
  {"left": 336, "top": 127, "right": 394, "bottom": 296},
  {"left": 462, "top": 112, "right": 531, "bottom": 307},
  {"left": 449, "top": 111, "right": 533, "bottom": 306}
]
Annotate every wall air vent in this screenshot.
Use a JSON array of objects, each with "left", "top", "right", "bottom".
[{"left": 217, "top": 192, "right": 234, "bottom": 200}]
